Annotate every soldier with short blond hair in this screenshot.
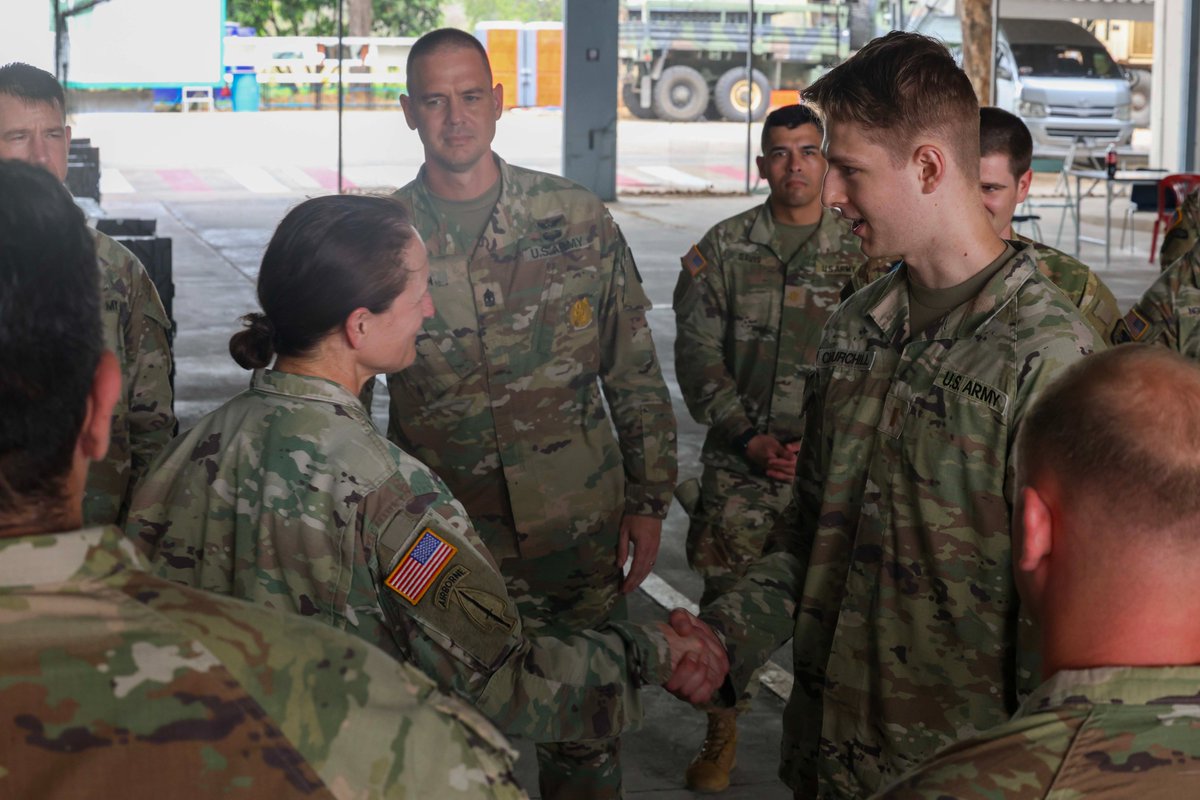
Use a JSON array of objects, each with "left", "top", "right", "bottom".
[{"left": 697, "top": 32, "right": 1101, "bottom": 798}]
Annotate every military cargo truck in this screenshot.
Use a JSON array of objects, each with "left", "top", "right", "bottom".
[{"left": 619, "top": 0, "right": 885, "bottom": 122}]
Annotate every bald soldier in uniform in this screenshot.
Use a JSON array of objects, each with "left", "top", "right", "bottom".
[
  {"left": 672, "top": 104, "right": 863, "bottom": 792},
  {"left": 696, "top": 33, "right": 1100, "bottom": 798},
  {"left": 384, "top": 29, "right": 677, "bottom": 800},
  {"left": 0, "top": 159, "right": 524, "bottom": 800},
  {"left": 881, "top": 345, "right": 1200, "bottom": 799},
  {"left": 0, "top": 62, "right": 174, "bottom": 526}
]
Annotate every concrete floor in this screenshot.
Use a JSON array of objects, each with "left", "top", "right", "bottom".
[{"left": 89, "top": 110, "right": 1164, "bottom": 798}]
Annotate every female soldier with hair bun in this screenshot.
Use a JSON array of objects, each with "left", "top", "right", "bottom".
[{"left": 128, "top": 194, "right": 725, "bottom": 747}]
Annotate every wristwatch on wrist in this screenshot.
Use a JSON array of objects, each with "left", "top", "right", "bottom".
[{"left": 732, "top": 427, "right": 757, "bottom": 455}]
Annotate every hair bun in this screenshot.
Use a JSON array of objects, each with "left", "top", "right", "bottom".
[{"left": 229, "top": 312, "right": 276, "bottom": 370}]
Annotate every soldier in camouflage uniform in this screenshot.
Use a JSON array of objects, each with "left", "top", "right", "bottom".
[
  {"left": 0, "top": 62, "right": 174, "bottom": 527},
  {"left": 696, "top": 34, "right": 1100, "bottom": 798},
  {"left": 384, "top": 30, "right": 678, "bottom": 800},
  {"left": 1158, "top": 185, "right": 1200, "bottom": 270},
  {"left": 848, "top": 107, "right": 1119, "bottom": 339},
  {"left": 672, "top": 104, "right": 863, "bottom": 793},
  {"left": 0, "top": 160, "right": 524, "bottom": 800},
  {"left": 1111, "top": 247, "right": 1200, "bottom": 355},
  {"left": 129, "top": 195, "right": 723, "bottom": 761},
  {"left": 881, "top": 345, "right": 1200, "bottom": 800}
]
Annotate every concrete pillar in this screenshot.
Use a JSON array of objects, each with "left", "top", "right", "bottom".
[
  {"left": 562, "top": 0, "right": 619, "bottom": 201},
  {"left": 1151, "top": 0, "right": 1200, "bottom": 171}
]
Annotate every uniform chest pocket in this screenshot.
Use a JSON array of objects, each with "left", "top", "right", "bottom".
[
  {"left": 903, "top": 372, "right": 1010, "bottom": 497},
  {"left": 1176, "top": 296, "right": 1200, "bottom": 359},
  {"left": 536, "top": 262, "right": 603, "bottom": 356},
  {"left": 733, "top": 289, "right": 782, "bottom": 341}
]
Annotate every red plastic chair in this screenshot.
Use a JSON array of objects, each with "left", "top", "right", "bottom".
[{"left": 1150, "top": 174, "right": 1200, "bottom": 262}]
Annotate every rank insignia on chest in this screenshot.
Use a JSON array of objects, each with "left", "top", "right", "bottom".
[
  {"left": 569, "top": 296, "right": 594, "bottom": 329},
  {"left": 784, "top": 285, "right": 806, "bottom": 307},
  {"left": 483, "top": 288, "right": 496, "bottom": 307},
  {"left": 682, "top": 245, "right": 707, "bottom": 277},
  {"left": 386, "top": 529, "right": 458, "bottom": 605}
]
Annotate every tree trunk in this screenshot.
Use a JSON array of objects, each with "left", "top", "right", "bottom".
[
  {"left": 348, "top": 0, "right": 373, "bottom": 36},
  {"left": 958, "top": 0, "right": 993, "bottom": 106}
]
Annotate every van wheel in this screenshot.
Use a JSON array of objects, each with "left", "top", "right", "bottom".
[
  {"left": 714, "top": 67, "right": 771, "bottom": 122},
  {"left": 652, "top": 66, "right": 710, "bottom": 122}
]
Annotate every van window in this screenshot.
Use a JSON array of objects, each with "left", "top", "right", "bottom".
[{"left": 1011, "top": 44, "right": 1122, "bottom": 79}]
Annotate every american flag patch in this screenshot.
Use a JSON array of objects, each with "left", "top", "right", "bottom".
[
  {"left": 386, "top": 529, "right": 457, "bottom": 605},
  {"left": 682, "top": 245, "right": 707, "bottom": 277},
  {"left": 1123, "top": 309, "right": 1150, "bottom": 341}
]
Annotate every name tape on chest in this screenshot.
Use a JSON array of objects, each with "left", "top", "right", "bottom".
[
  {"left": 525, "top": 236, "right": 588, "bottom": 261},
  {"left": 938, "top": 370, "right": 1009, "bottom": 415},
  {"left": 818, "top": 347, "right": 876, "bottom": 370},
  {"left": 385, "top": 528, "right": 458, "bottom": 605}
]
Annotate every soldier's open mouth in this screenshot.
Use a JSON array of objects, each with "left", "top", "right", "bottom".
[{"left": 849, "top": 218, "right": 865, "bottom": 234}]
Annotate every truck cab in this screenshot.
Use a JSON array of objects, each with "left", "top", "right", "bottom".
[{"left": 914, "top": 15, "right": 1134, "bottom": 156}]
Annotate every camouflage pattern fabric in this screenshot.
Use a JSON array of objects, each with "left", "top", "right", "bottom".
[
  {"left": 128, "top": 369, "right": 672, "bottom": 748},
  {"left": 386, "top": 157, "right": 677, "bottom": 799},
  {"left": 1011, "top": 232, "right": 1120, "bottom": 340},
  {"left": 878, "top": 666, "right": 1200, "bottom": 799},
  {"left": 1112, "top": 248, "right": 1200, "bottom": 357},
  {"left": 701, "top": 249, "right": 1102, "bottom": 798},
  {"left": 385, "top": 157, "right": 677, "bottom": 563},
  {"left": 847, "top": 236, "right": 1118, "bottom": 339},
  {"left": 83, "top": 228, "right": 175, "bottom": 527},
  {"left": 0, "top": 525, "right": 524, "bottom": 799},
  {"left": 672, "top": 203, "right": 862, "bottom": 611},
  {"left": 1159, "top": 187, "right": 1200, "bottom": 271}
]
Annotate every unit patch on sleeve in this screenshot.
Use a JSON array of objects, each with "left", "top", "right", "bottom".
[
  {"left": 682, "top": 244, "right": 707, "bottom": 277},
  {"left": 1120, "top": 308, "right": 1150, "bottom": 341},
  {"left": 385, "top": 528, "right": 458, "bottom": 605}
]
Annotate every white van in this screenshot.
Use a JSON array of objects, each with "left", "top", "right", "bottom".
[{"left": 911, "top": 16, "right": 1135, "bottom": 156}]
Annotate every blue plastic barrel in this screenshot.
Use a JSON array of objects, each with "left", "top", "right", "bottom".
[{"left": 231, "top": 70, "right": 259, "bottom": 112}]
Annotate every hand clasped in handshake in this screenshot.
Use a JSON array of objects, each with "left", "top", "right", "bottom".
[{"left": 657, "top": 608, "right": 729, "bottom": 704}]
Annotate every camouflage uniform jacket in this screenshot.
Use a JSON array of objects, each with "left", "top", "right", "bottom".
[
  {"left": 129, "top": 369, "right": 672, "bottom": 743},
  {"left": 1012, "top": 231, "right": 1120, "bottom": 340},
  {"left": 879, "top": 666, "right": 1200, "bottom": 799},
  {"left": 1159, "top": 186, "right": 1200, "bottom": 270},
  {"left": 673, "top": 203, "right": 863, "bottom": 474},
  {"left": 1113, "top": 249, "right": 1200, "bottom": 355},
  {"left": 701, "top": 249, "right": 1101, "bottom": 797},
  {"left": 0, "top": 524, "right": 524, "bottom": 799},
  {"left": 84, "top": 228, "right": 175, "bottom": 527},
  {"left": 386, "top": 158, "right": 678, "bottom": 559},
  {"left": 847, "top": 235, "right": 1118, "bottom": 340}
]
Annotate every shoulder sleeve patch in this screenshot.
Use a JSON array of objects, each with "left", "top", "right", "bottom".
[
  {"left": 379, "top": 514, "right": 521, "bottom": 675},
  {"left": 385, "top": 528, "right": 458, "bottom": 604},
  {"left": 1120, "top": 308, "right": 1150, "bottom": 342},
  {"left": 682, "top": 244, "right": 707, "bottom": 277}
]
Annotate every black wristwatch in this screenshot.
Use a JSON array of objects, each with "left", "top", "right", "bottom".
[{"left": 732, "top": 427, "right": 757, "bottom": 455}]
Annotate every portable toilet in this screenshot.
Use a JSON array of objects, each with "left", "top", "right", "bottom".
[
  {"left": 521, "top": 22, "right": 563, "bottom": 108},
  {"left": 474, "top": 21, "right": 521, "bottom": 109}
]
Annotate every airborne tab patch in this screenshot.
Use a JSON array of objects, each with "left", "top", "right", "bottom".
[
  {"left": 818, "top": 347, "right": 876, "bottom": 370},
  {"left": 385, "top": 528, "right": 457, "bottom": 605},
  {"left": 938, "top": 370, "right": 1009, "bottom": 415},
  {"left": 682, "top": 245, "right": 707, "bottom": 277}
]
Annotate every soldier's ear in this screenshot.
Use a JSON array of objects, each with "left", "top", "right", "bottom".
[
  {"left": 1016, "top": 169, "right": 1033, "bottom": 204},
  {"left": 344, "top": 308, "right": 371, "bottom": 350},
  {"left": 79, "top": 350, "right": 121, "bottom": 463}
]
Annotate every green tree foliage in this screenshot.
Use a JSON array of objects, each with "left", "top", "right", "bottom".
[
  {"left": 227, "top": 0, "right": 441, "bottom": 36},
  {"left": 463, "top": 0, "right": 561, "bottom": 27}
]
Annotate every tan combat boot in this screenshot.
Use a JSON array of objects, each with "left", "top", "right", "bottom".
[{"left": 684, "top": 709, "right": 738, "bottom": 792}]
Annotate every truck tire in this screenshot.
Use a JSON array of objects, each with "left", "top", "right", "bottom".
[
  {"left": 652, "top": 66, "right": 709, "bottom": 122},
  {"left": 714, "top": 67, "right": 771, "bottom": 122},
  {"left": 622, "top": 82, "right": 656, "bottom": 120}
]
